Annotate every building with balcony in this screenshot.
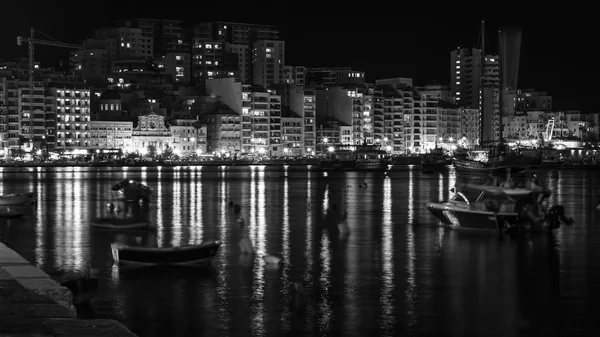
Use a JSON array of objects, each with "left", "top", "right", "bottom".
[
  {"left": 315, "top": 85, "right": 375, "bottom": 147},
  {"left": 373, "top": 85, "right": 404, "bottom": 154},
  {"left": 240, "top": 85, "right": 282, "bottom": 156},
  {"left": 88, "top": 120, "right": 133, "bottom": 152},
  {"left": 197, "top": 112, "right": 241, "bottom": 155},
  {"left": 169, "top": 118, "right": 207, "bottom": 156},
  {"left": 50, "top": 83, "right": 92, "bottom": 150},
  {"left": 281, "top": 109, "right": 303, "bottom": 157},
  {"left": 284, "top": 66, "right": 305, "bottom": 86}
]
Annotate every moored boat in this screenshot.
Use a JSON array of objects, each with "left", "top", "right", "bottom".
[
  {"left": 111, "top": 240, "right": 222, "bottom": 266},
  {"left": 111, "top": 179, "right": 153, "bottom": 202},
  {"left": 0, "top": 203, "right": 34, "bottom": 218},
  {"left": 426, "top": 185, "right": 571, "bottom": 233},
  {"left": 0, "top": 192, "right": 35, "bottom": 206}
]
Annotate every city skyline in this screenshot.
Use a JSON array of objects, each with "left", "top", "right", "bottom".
[{"left": 1, "top": 2, "right": 595, "bottom": 111}]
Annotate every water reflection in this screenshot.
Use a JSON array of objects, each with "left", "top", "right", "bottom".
[
  {"left": 318, "top": 231, "right": 332, "bottom": 334},
  {"left": 280, "top": 178, "right": 291, "bottom": 333},
  {"left": 250, "top": 166, "right": 266, "bottom": 336},
  {"left": 171, "top": 167, "right": 182, "bottom": 246},
  {"left": 216, "top": 166, "right": 230, "bottom": 335},
  {"left": 0, "top": 168, "right": 598, "bottom": 337},
  {"left": 407, "top": 168, "right": 416, "bottom": 224},
  {"left": 380, "top": 176, "right": 395, "bottom": 334},
  {"left": 156, "top": 167, "right": 164, "bottom": 247},
  {"left": 35, "top": 171, "right": 45, "bottom": 268},
  {"left": 54, "top": 168, "right": 85, "bottom": 271},
  {"left": 190, "top": 167, "right": 203, "bottom": 244}
]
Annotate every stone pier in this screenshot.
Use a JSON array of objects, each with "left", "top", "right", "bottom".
[{"left": 0, "top": 242, "right": 137, "bottom": 336}]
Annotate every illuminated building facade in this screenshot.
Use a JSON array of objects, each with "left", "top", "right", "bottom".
[{"left": 132, "top": 112, "right": 171, "bottom": 154}]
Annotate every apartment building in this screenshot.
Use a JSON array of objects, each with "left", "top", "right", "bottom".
[
  {"left": 373, "top": 85, "right": 404, "bottom": 153},
  {"left": 50, "top": 84, "right": 92, "bottom": 150},
  {"left": 196, "top": 112, "right": 241, "bottom": 155},
  {"left": 306, "top": 67, "right": 365, "bottom": 87},
  {"left": 284, "top": 66, "right": 306, "bottom": 86},
  {"left": 168, "top": 119, "right": 207, "bottom": 156},
  {"left": 253, "top": 40, "right": 285, "bottom": 86},
  {"left": 240, "top": 85, "right": 282, "bottom": 156},
  {"left": 88, "top": 120, "right": 133, "bottom": 151},
  {"left": 193, "top": 22, "right": 280, "bottom": 84}
]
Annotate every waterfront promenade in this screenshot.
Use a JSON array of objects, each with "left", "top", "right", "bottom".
[{"left": 0, "top": 243, "right": 137, "bottom": 336}]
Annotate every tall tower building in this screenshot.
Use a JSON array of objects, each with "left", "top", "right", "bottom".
[
  {"left": 253, "top": 40, "right": 285, "bottom": 86},
  {"left": 450, "top": 48, "right": 481, "bottom": 108},
  {"left": 192, "top": 22, "right": 281, "bottom": 84}
]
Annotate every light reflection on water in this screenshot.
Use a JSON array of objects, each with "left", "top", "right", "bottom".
[
  {"left": 155, "top": 167, "right": 164, "bottom": 247},
  {"left": 380, "top": 176, "right": 394, "bottom": 334},
  {"left": 0, "top": 167, "right": 599, "bottom": 337}
]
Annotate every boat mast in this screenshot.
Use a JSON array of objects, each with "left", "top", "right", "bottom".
[{"left": 480, "top": 19, "right": 485, "bottom": 146}]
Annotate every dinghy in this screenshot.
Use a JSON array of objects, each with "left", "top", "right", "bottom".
[{"left": 111, "top": 240, "right": 221, "bottom": 266}]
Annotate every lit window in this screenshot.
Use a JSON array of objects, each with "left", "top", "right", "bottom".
[
  {"left": 205, "top": 44, "right": 212, "bottom": 49},
  {"left": 176, "top": 55, "right": 182, "bottom": 60},
  {"left": 456, "top": 65, "right": 460, "bottom": 69},
  {"left": 456, "top": 82, "right": 460, "bottom": 85},
  {"left": 266, "top": 48, "right": 272, "bottom": 52},
  {"left": 206, "top": 61, "right": 212, "bottom": 65},
  {"left": 455, "top": 60, "right": 460, "bottom": 63},
  {"left": 178, "top": 40, "right": 183, "bottom": 44}
]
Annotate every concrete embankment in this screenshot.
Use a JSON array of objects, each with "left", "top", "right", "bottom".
[{"left": 0, "top": 242, "right": 137, "bottom": 336}]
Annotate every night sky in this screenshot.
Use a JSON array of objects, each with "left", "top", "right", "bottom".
[{"left": 2, "top": 1, "right": 596, "bottom": 111}]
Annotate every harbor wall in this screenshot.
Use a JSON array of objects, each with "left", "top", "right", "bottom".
[{"left": 0, "top": 242, "right": 137, "bottom": 336}]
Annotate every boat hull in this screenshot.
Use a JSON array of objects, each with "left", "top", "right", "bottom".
[
  {"left": 112, "top": 240, "right": 221, "bottom": 266},
  {"left": 426, "top": 202, "right": 519, "bottom": 231},
  {"left": 91, "top": 218, "right": 150, "bottom": 230}
]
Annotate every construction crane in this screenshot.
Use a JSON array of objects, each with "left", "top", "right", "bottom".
[{"left": 16, "top": 28, "right": 84, "bottom": 150}]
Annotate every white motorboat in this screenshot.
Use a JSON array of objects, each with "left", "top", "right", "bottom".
[{"left": 426, "top": 185, "right": 570, "bottom": 233}]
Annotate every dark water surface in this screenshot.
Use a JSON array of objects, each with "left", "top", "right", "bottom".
[{"left": 1, "top": 166, "right": 600, "bottom": 337}]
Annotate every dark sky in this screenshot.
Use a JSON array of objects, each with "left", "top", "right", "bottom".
[{"left": 2, "top": 1, "right": 597, "bottom": 111}]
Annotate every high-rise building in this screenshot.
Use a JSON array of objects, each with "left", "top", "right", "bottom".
[
  {"left": 120, "top": 19, "right": 189, "bottom": 56},
  {"left": 50, "top": 83, "right": 92, "bottom": 150},
  {"left": 253, "top": 40, "right": 285, "bottom": 86},
  {"left": 193, "top": 22, "right": 281, "bottom": 84},
  {"left": 164, "top": 53, "right": 191, "bottom": 83},
  {"left": 284, "top": 66, "right": 306, "bottom": 86},
  {"left": 315, "top": 85, "right": 374, "bottom": 146},
  {"left": 306, "top": 68, "right": 365, "bottom": 87},
  {"left": 450, "top": 48, "right": 481, "bottom": 108}
]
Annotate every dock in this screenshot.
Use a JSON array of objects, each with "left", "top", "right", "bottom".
[{"left": 0, "top": 242, "right": 137, "bottom": 336}]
